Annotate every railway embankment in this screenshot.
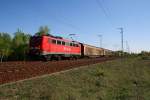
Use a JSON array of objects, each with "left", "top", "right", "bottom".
[{"left": 0, "top": 57, "right": 150, "bottom": 100}]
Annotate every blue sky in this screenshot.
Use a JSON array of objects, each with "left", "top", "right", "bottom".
[{"left": 0, "top": 0, "right": 150, "bottom": 53}]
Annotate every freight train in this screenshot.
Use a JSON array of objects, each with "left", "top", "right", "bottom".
[{"left": 29, "top": 34, "right": 113, "bottom": 60}]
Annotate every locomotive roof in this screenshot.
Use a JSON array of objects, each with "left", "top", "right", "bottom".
[{"left": 32, "top": 35, "right": 80, "bottom": 44}]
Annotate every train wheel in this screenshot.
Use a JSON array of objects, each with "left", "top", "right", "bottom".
[
  {"left": 57, "top": 56, "right": 62, "bottom": 61},
  {"left": 44, "top": 55, "right": 52, "bottom": 61},
  {"left": 73, "top": 56, "right": 78, "bottom": 60}
]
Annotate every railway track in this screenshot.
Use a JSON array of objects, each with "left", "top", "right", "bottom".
[{"left": 0, "top": 57, "right": 115, "bottom": 85}]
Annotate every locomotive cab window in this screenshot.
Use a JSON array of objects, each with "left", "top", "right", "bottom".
[
  {"left": 52, "top": 39, "right": 56, "bottom": 44},
  {"left": 57, "top": 40, "right": 61, "bottom": 45},
  {"left": 73, "top": 43, "right": 76, "bottom": 47},
  {"left": 70, "top": 43, "right": 73, "bottom": 46}
]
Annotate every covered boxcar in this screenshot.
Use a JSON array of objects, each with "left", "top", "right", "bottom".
[
  {"left": 80, "top": 44, "right": 104, "bottom": 57},
  {"left": 103, "top": 48, "right": 113, "bottom": 57}
]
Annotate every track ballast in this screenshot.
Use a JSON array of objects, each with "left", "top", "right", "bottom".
[{"left": 0, "top": 57, "right": 115, "bottom": 85}]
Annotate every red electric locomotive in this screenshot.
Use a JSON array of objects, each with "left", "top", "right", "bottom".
[{"left": 29, "top": 35, "right": 81, "bottom": 60}]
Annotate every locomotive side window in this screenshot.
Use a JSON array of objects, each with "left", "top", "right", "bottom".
[
  {"left": 65, "top": 42, "right": 70, "bottom": 46},
  {"left": 57, "top": 40, "right": 61, "bottom": 45},
  {"left": 62, "top": 41, "right": 65, "bottom": 45},
  {"left": 73, "top": 43, "right": 76, "bottom": 47},
  {"left": 52, "top": 39, "right": 56, "bottom": 44},
  {"left": 70, "top": 43, "right": 73, "bottom": 46}
]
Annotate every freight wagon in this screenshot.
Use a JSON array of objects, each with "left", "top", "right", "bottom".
[
  {"left": 103, "top": 49, "right": 113, "bottom": 57},
  {"left": 80, "top": 44, "right": 104, "bottom": 57}
]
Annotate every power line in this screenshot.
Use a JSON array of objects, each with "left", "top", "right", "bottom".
[
  {"left": 51, "top": 15, "right": 80, "bottom": 31},
  {"left": 48, "top": 12, "right": 86, "bottom": 36},
  {"left": 96, "top": 0, "right": 114, "bottom": 26}
]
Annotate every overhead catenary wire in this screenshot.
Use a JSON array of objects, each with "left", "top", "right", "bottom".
[
  {"left": 95, "top": 0, "right": 114, "bottom": 27},
  {"left": 49, "top": 12, "right": 86, "bottom": 42},
  {"left": 50, "top": 14, "right": 81, "bottom": 31}
]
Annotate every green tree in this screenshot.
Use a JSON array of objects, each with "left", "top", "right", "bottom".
[
  {"left": 0, "top": 33, "right": 12, "bottom": 62},
  {"left": 12, "top": 29, "right": 31, "bottom": 60},
  {"left": 35, "top": 26, "right": 50, "bottom": 36}
]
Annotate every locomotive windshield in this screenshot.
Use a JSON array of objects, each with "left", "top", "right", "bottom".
[{"left": 29, "top": 36, "right": 42, "bottom": 47}]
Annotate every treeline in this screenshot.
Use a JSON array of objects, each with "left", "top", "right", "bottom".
[
  {"left": 0, "top": 26, "right": 50, "bottom": 62},
  {"left": 140, "top": 51, "right": 150, "bottom": 56},
  {"left": 1, "top": 26, "right": 150, "bottom": 62},
  {"left": 139, "top": 51, "right": 150, "bottom": 60}
]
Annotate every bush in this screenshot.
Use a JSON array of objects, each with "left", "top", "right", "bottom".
[{"left": 141, "top": 56, "right": 150, "bottom": 60}]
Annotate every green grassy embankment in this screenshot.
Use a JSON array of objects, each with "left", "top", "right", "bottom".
[{"left": 0, "top": 57, "right": 150, "bottom": 100}]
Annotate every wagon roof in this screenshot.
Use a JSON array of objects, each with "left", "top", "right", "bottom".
[{"left": 81, "top": 43, "right": 113, "bottom": 52}]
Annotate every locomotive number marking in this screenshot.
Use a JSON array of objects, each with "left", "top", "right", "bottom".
[{"left": 64, "top": 47, "right": 71, "bottom": 51}]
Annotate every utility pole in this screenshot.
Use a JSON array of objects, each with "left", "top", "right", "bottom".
[
  {"left": 98, "top": 34, "right": 103, "bottom": 48},
  {"left": 117, "top": 27, "right": 124, "bottom": 56},
  {"left": 126, "top": 41, "right": 130, "bottom": 53}
]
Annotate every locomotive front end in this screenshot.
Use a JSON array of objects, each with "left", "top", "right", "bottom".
[{"left": 29, "top": 36, "right": 42, "bottom": 56}]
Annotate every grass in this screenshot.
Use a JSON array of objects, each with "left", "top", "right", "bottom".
[{"left": 0, "top": 57, "right": 150, "bottom": 100}]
